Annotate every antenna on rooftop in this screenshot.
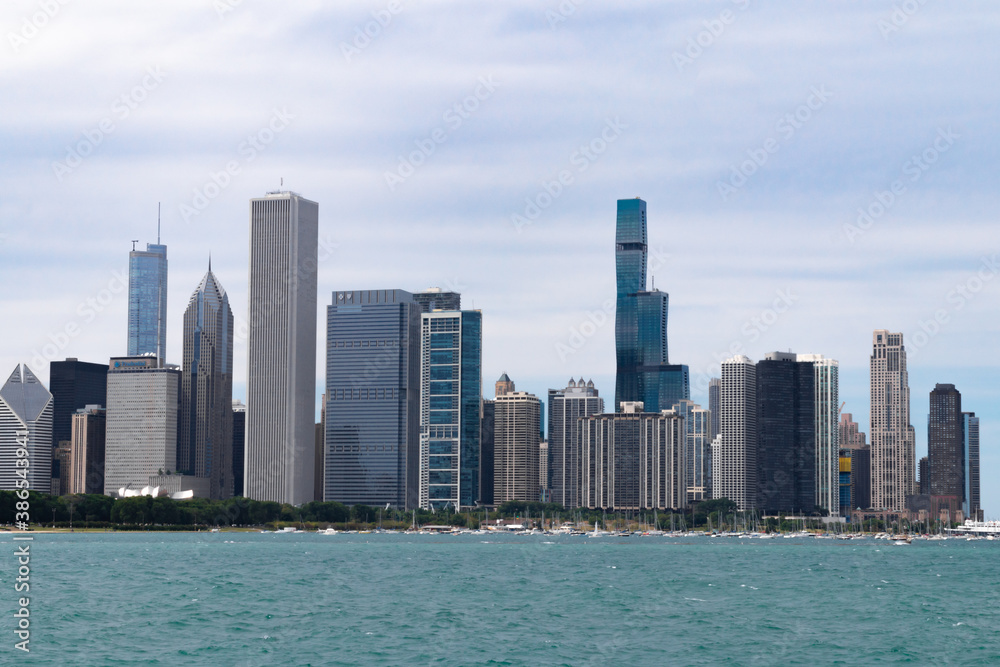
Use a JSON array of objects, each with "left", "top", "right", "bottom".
[{"left": 131, "top": 240, "right": 139, "bottom": 251}]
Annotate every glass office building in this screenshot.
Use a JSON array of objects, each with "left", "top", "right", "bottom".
[
  {"left": 127, "top": 242, "right": 168, "bottom": 359},
  {"left": 419, "top": 310, "right": 481, "bottom": 510},
  {"left": 325, "top": 289, "right": 420, "bottom": 509}
]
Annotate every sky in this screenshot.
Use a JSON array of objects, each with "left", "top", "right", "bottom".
[{"left": 2, "top": 1, "right": 997, "bottom": 512}]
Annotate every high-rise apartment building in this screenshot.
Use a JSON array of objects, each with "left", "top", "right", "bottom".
[
  {"left": 756, "top": 353, "right": 815, "bottom": 514},
  {"left": 839, "top": 412, "right": 870, "bottom": 511},
  {"left": 0, "top": 364, "right": 53, "bottom": 491},
  {"left": 717, "top": 355, "right": 756, "bottom": 510},
  {"left": 548, "top": 378, "right": 604, "bottom": 509},
  {"left": 672, "top": 399, "right": 711, "bottom": 502},
  {"left": 325, "top": 289, "right": 420, "bottom": 508},
  {"left": 613, "top": 198, "right": 690, "bottom": 412},
  {"left": 580, "top": 402, "right": 686, "bottom": 510},
  {"left": 928, "top": 384, "right": 963, "bottom": 514},
  {"left": 49, "top": 358, "right": 107, "bottom": 451},
  {"left": 245, "top": 191, "right": 318, "bottom": 505},
  {"left": 962, "top": 412, "right": 980, "bottom": 518},
  {"left": 69, "top": 405, "right": 106, "bottom": 495},
  {"left": 104, "top": 356, "right": 179, "bottom": 495},
  {"left": 127, "top": 239, "right": 168, "bottom": 359},
  {"left": 179, "top": 266, "right": 234, "bottom": 499},
  {"left": 419, "top": 310, "right": 482, "bottom": 510},
  {"left": 480, "top": 399, "right": 495, "bottom": 506},
  {"left": 797, "top": 354, "right": 840, "bottom": 516},
  {"left": 869, "top": 330, "right": 915, "bottom": 510},
  {"left": 494, "top": 387, "right": 542, "bottom": 504}
]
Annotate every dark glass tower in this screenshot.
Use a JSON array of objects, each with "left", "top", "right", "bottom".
[
  {"left": 756, "top": 352, "right": 815, "bottom": 514},
  {"left": 128, "top": 241, "right": 168, "bottom": 359},
  {"left": 49, "top": 358, "right": 108, "bottom": 448},
  {"left": 928, "top": 384, "right": 963, "bottom": 501},
  {"left": 232, "top": 402, "right": 245, "bottom": 497},
  {"left": 326, "top": 289, "right": 421, "bottom": 509},
  {"left": 962, "top": 412, "right": 980, "bottom": 517},
  {"left": 614, "top": 198, "right": 689, "bottom": 412}
]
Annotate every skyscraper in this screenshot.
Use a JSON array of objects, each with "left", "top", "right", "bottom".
[
  {"left": 48, "top": 358, "right": 107, "bottom": 451},
  {"left": 245, "top": 191, "right": 318, "bottom": 505},
  {"left": 869, "top": 330, "right": 915, "bottom": 511},
  {"left": 127, "top": 239, "right": 168, "bottom": 360},
  {"left": 797, "top": 354, "right": 840, "bottom": 516},
  {"left": 756, "top": 353, "right": 815, "bottom": 514},
  {"left": 69, "top": 405, "right": 106, "bottom": 495},
  {"left": 927, "top": 383, "right": 962, "bottom": 514},
  {"left": 419, "top": 309, "right": 482, "bottom": 510},
  {"left": 962, "top": 412, "right": 980, "bottom": 518},
  {"left": 179, "top": 265, "right": 234, "bottom": 499},
  {"left": 717, "top": 355, "right": 756, "bottom": 510},
  {"left": 0, "top": 364, "right": 53, "bottom": 491},
  {"left": 614, "top": 198, "right": 688, "bottom": 412},
  {"left": 480, "top": 399, "right": 496, "bottom": 506},
  {"left": 325, "top": 289, "right": 420, "bottom": 509},
  {"left": 548, "top": 378, "right": 604, "bottom": 509},
  {"left": 580, "top": 402, "right": 686, "bottom": 510},
  {"left": 839, "top": 412, "right": 871, "bottom": 511},
  {"left": 708, "top": 377, "right": 721, "bottom": 440},
  {"left": 104, "top": 356, "right": 179, "bottom": 495},
  {"left": 672, "top": 399, "right": 712, "bottom": 502},
  {"left": 494, "top": 385, "right": 542, "bottom": 504},
  {"left": 232, "top": 400, "right": 245, "bottom": 497}
]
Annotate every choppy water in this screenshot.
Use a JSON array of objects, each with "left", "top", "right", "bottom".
[{"left": 3, "top": 532, "right": 1000, "bottom": 665}]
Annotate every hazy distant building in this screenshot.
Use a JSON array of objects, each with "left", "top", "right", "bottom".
[
  {"left": 869, "top": 330, "right": 915, "bottom": 510},
  {"left": 232, "top": 401, "right": 245, "bottom": 496},
  {"left": 962, "top": 412, "right": 980, "bottom": 518},
  {"left": 494, "top": 385, "right": 542, "bottom": 504},
  {"left": 495, "top": 372, "right": 514, "bottom": 398},
  {"left": 547, "top": 378, "right": 604, "bottom": 509},
  {"left": 756, "top": 353, "right": 815, "bottom": 514},
  {"left": 179, "top": 265, "right": 234, "bottom": 499},
  {"left": 49, "top": 358, "right": 107, "bottom": 453},
  {"left": 104, "top": 356, "right": 179, "bottom": 495},
  {"left": 128, "top": 240, "right": 168, "bottom": 359},
  {"left": 0, "top": 364, "right": 53, "bottom": 491},
  {"left": 413, "top": 288, "right": 460, "bottom": 313},
  {"left": 325, "top": 289, "right": 420, "bottom": 508},
  {"left": 580, "top": 402, "right": 686, "bottom": 510},
  {"left": 708, "top": 377, "right": 721, "bottom": 440},
  {"left": 673, "top": 399, "right": 711, "bottom": 502},
  {"left": 69, "top": 405, "right": 106, "bottom": 495},
  {"left": 245, "top": 191, "right": 318, "bottom": 505},
  {"left": 717, "top": 355, "right": 756, "bottom": 510},
  {"left": 419, "top": 310, "right": 482, "bottom": 510},
  {"left": 797, "top": 354, "right": 840, "bottom": 516}
]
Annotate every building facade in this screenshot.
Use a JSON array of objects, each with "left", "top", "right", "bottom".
[
  {"left": 0, "top": 364, "right": 53, "bottom": 491},
  {"left": 494, "top": 389, "right": 542, "bottom": 504},
  {"left": 245, "top": 191, "right": 318, "bottom": 505},
  {"left": 756, "top": 353, "right": 815, "bottom": 514},
  {"left": 869, "top": 330, "right": 915, "bottom": 510},
  {"left": 179, "top": 266, "right": 234, "bottom": 499},
  {"left": 325, "top": 289, "right": 420, "bottom": 509},
  {"left": 413, "top": 288, "right": 460, "bottom": 313},
  {"left": 49, "top": 358, "right": 107, "bottom": 452},
  {"left": 547, "top": 378, "right": 604, "bottom": 509},
  {"left": 127, "top": 241, "right": 168, "bottom": 359},
  {"left": 717, "top": 355, "right": 756, "bottom": 510},
  {"left": 480, "top": 399, "right": 495, "bottom": 506},
  {"left": 418, "top": 310, "right": 482, "bottom": 510},
  {"left": 672, "top": 399, "right": 711, "bottom": 502},
  {"left": 69, "top": 405, "right": 106, "bottom": 495},
  {"left": 797, "top": 354, "right": 840, "bottom": 516},
  {"left": 580, "top": 402, "right": 687, "bottom": 510},
  {"left": 708, "top": 377, "right": 721, "bottom": 440},
  {"left": 962, "top": 412, "right": 980, "bottom": 518},
  {"left": 104, "top": 357, "right": 179, "bottom": 495},
  {"left": 232, "top": 401, "right": 245, "bottom": 496},
  {"left": 927, "top": 384, "right": 963, "bottom": 514}
]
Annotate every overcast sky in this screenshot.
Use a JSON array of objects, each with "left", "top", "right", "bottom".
[{"left": 2, "top": 1, "right": 997, "bottom": 511}]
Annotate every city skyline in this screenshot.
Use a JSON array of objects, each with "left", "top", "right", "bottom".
[{"left": 2, "top": 3, "right": 997, "bottom": 512}]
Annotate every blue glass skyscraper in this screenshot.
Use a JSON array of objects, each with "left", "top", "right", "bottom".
[
  {"left": 419, "top": 309, "right": 481, "bottom": 510},
  {"left": 128, "top": 240, "right": 168, "bottom": 360},
  {"left": 614, "top": 198, "right": 689, "bottom": 412}
]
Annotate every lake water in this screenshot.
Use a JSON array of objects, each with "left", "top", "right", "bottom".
[{"left": 4, "top": 532, "right": 999, "bottom": 665}]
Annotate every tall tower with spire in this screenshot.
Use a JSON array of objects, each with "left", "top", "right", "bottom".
[
  {"left": 179, "top": 262, "right": 234, "bottom": 499},
  {"left": 127, "top": 209, "right": 168, "bottom": 362}
]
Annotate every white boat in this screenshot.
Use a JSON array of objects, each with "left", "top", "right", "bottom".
[{"left": 947, "top": 520, "right": 1000, "bottom": 536}]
